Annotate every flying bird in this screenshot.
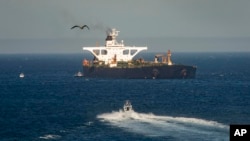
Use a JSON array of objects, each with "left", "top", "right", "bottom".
[{"left": 71, "top": 25, "right": 89, "bottom": 30}]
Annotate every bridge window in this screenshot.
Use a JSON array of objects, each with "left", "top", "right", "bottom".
[
  {"left": 101, "top": 49, "right": 108, "bottom": 55},
  {"left": 130, "top": 49, "right": 137, "bottom": 55},
  {"left": 93, "top": 49, "right": 100, "bottom": 55},
  {"left": 123, "top": 49, "right": 129, "bottom": 55}
]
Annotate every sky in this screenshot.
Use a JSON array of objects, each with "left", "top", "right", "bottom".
[{"left": 0, "top": 0, "right": 250, "bottom": 53}]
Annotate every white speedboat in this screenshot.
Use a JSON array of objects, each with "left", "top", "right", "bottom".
[
  {"left": 19, "top": 73, "right": 25, "bottom": 78},
  {"left": 123, "top": 100, "right": 133, "bottom": 112},
  {"left": 74, "top": 71, "right": 84, "bottom": 77}
]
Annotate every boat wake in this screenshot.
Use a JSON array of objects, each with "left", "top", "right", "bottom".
[
  {"left": 39, "top": 134, "right": 61, "bottom": 140},
  {"left": 97, "top": 110, "right": 229, "bottom": 140}
]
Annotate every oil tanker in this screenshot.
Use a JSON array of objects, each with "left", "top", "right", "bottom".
[{"left": 82, "top": 28, "right": 196, "bottom": 79}]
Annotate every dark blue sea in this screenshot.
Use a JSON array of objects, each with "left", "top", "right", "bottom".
[{"left": 0, "top": 52, "right": 250, "bottom": 141}]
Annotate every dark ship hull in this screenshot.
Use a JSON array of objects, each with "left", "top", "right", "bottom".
[{"left": 83, "top": 65, "right": 196, "bottom": 79}]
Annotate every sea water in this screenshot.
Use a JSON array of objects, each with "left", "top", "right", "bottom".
[{"left": 0, "top": 52, "right": 250, "bottom": 141}]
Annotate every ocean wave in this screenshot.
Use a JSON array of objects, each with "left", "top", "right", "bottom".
[{"left": 97, "top": 110, "right": 229, "bottom": 140}]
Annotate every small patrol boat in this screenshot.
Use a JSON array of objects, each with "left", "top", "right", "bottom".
[
  {"left": 74, "top": 71, "right": 84, "bottom": 77},
  {"left": 123, "top": 100, "right": 133, "bottom": 112},
  {"left": 19, "top": 73, "right": 25, "bottom": 78}
]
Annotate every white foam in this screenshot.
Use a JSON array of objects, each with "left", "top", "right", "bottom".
[
  {"left": 97, "top": 110, "right": 229, "bottom": 140},
  {"left": 39, "top": 134, "right": 61, "bottom": 140}
]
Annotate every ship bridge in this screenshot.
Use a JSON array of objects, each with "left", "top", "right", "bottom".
[{"left": 83, "top": 28, "right": 147, "bottom": 65}]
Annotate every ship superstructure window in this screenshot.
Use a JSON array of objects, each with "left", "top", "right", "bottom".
[
  {"left": 123, "top": 49, "right": 129, "bottom": 55},
  {"left": 101, "top": 49, "right": 107, "bottom": 55},
  {"left": 93, "top": 49, "right": 100, "bottom": 55},
  {"left": 130, "top": 49, "right": 137, "bottom": 55}
]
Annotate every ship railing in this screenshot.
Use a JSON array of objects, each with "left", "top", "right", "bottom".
[{"left": 84, "top": 60, "right": 174, "bottom": 68}]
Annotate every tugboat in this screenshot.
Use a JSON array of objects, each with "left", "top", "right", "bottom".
[
  {"left": 123, "top": 100, "right": 133, "bottom": 112},
  {"left": 82, "top": 28, "right": 196, "bottom": 79}
]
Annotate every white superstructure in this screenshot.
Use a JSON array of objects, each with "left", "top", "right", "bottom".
[{"left": 83, "top": 28, "right": 147, "bottom": 66}]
